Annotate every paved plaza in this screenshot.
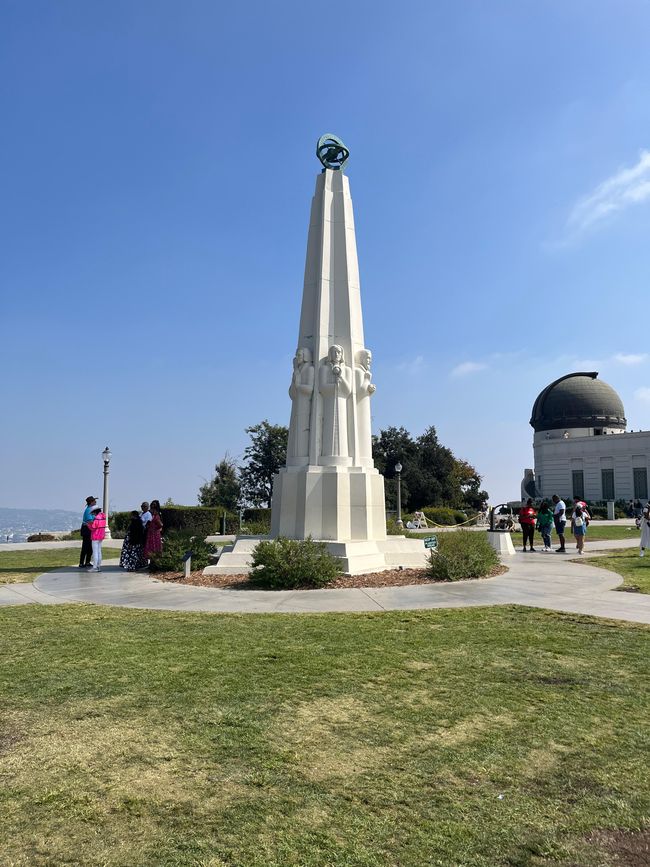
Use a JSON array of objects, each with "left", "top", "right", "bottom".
[{"left": 1, "top": 538, "right": 649, "bottom": 623}]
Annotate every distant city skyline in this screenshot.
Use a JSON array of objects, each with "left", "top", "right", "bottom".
[{"left": 2, "top": 2, "right": 650, "bottom": 511}]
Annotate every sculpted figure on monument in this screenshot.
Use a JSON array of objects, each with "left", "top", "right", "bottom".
[
  {"left": 319, "top": 344, "right": 352, "bottom": 458},
  {"left": 355, "top": 348, "right": 376, "bottom": 462},
  {"left": 287, "top": 347, "right": 314, "bottom": 459}
]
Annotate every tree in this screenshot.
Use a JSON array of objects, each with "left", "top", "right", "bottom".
[
  {"left": 198, "top": 454, "right": 241, "bottom": 511},
  {"left": 372, "top": 424, "right": 488, "bottom": 511},
  {"left": 239, "top": 421, "right": 288, "bottom": 507}
]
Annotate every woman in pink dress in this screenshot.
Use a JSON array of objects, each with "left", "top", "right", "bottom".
[{"left": 144, "top": 501, "right": 163, "bottom": 559}]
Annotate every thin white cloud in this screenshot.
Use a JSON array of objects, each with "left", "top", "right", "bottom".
[
  {"left": 566, "top": 149, "right": 650, "bottom": 238},
  {"left": 397, "top": 355, "right": 426, "bottom": 375},
  {"left": 614, "top": 353, "right": 648, "bottom": 366},
  {"left": 451, "top": 361, "right": 488, "bottom": 378},
  {"left": 635, "top": 387, "right": 650, "bottom": 403}
]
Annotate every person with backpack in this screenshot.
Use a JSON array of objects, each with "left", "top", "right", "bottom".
[
  {"left": 518, "top": 498, "right": 537, "bottom": 552},
  {"left": 571, "top": 504, "right": 587, "bottom": 554},
  {"left": 536, "top": 501, "right": 554, "bottom": 552}
]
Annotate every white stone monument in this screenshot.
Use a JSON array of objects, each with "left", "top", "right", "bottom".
[{"left": 206, "top": 135, "right": 426, "bottom": 575}]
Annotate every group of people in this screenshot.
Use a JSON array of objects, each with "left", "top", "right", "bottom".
[
  {"left": 78, "top": 497, "right": 163, "bottom": 572},
  {"left": 118, "top": 501, "right": 163, "bottom": 571},
  {"left": 518, "top": 495, "right": 590, "bottom": 554}
]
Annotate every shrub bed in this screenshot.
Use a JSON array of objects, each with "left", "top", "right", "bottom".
[
  {"left": 428, "top": 530, "right": 498, "bottom": 581},
  {"left": 149, "top": 530, "right": 217, "bottom": 573},
  {"left": 250, "top": 537, "right": 341, "bottom": 589},
  {"left": 421, "top": 507, "right": 470, "bottom": 526}
]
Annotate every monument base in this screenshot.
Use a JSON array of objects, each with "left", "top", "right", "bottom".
[
  {"left": 203, "top": 535, "right": 428, "bottom": 577},
  {"left": 270, "top": 465, "right": 387, "bottom": 542},
  {"left": 486, "top": 530, "right": 516, "bottom": 557}
]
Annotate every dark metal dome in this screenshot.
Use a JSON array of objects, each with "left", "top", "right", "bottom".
[{"left": 530, "top": 372, "right": 626, "bottom": 433}]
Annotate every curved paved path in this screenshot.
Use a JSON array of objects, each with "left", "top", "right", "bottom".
[{"left": 0, "top": 539, "right": 647, "bottom": 623}]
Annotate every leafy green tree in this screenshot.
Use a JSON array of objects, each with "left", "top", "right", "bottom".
[
  {"left": 372, "top": 424, "right": 488, "bottom": 511},
  {"left": 239, "top": 421, "right": 288, "bottom": 507},
  {"left": 198, "top": 454, "right": 241, "bottom": 510}
]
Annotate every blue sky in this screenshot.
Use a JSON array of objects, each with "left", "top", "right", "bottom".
[{"left": 2, "top": 1, "right": 650, "bottom": 512}]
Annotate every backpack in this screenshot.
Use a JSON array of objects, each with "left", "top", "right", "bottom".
[{"left": 574, "top": 515, "right": 583, "bottom": 528}]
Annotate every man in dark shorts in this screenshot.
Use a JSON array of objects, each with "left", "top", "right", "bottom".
[
  {"left": 552, "top": 494, "right": 567, "bottom": 553},
  {"left": 79, "top": 495, "right": 97, "bottom": 568}
]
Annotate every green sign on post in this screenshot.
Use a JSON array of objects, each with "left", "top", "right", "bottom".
[{"left": 424, "top": 535, "right": 438, "bottom": 550}]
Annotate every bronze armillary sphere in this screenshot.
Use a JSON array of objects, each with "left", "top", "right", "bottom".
[{"left": 316, "top": 134, "right": 350, "bottom": 170}]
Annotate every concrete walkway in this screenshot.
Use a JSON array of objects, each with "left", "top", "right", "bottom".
[{"left": 0, "top": 538, "right": 649, "bottom": 623}]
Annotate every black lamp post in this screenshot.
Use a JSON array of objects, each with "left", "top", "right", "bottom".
[
  {"left": 395, "top": 462, "right": 403, "bottom": 528},
  {"left": 102, "top": 446, "right": 112, "bottom": 539}
]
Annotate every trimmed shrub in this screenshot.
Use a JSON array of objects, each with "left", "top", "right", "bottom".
[
  {"left": 27, "top": 534, "right": 56, "bottom": 542},
  {"left": 250, "top": 537, "right": 341, "bottom": 589},
  {"left": 427, "top": 530, "right": 498, "bottom": 582},
  {"left": 109, "top": 512, "right": 131, "bottom": 536},
  {"left": 421, "top": 507, "right": 470, "bottom": 526},
  {"left": 149, "top": 530, "right": 217, "bottom": 573},
  {"left": 160, "top": 506, "right": 220, "bottom": 537}
]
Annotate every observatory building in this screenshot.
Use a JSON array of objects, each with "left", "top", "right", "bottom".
[{"left": 522, "top": 372, "right": 650, "bottom": 503}]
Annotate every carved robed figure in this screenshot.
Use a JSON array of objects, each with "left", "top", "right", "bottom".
[{"left": 319, "top": 345, "right": 353, "bottom": 458}]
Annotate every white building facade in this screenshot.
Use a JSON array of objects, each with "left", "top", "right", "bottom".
[{"left": 523, "top": 372, "right": 650, "bottom": 503}]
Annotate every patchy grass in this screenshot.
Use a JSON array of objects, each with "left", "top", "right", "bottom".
[
  {"left": 584, "top": 547, "right": 650, "bottom": 594},
  {"left": 0, "top": 546, "right": 122, "bottom": 584},
  {"left": 0, "top": 605, "right": 648, "bottom": 866}
]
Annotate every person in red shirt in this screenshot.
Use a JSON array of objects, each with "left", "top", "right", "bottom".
[{"left": 519, "top": 498, "right": 537, "bottom": 552}]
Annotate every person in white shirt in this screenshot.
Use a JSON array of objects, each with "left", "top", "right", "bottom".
[
  {"left": 552, "top": 495, "right": 567, "bottom": 553},
  {"left": 140, "top": 502, "right": 152, "bottom": 526},
  {"left": 640, "top": 503, "right": 650, "bottom": 557}
]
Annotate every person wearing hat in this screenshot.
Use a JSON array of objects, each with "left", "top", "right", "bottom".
[
  {"left": 79, "top": 495, "right": 97, "bottom": 568},
  {"left": 88, "top": 505, "right": 107, "bottom": 572}
]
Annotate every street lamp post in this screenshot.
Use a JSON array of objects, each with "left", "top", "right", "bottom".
[
  {"left": 102, "top": 446, "right": 112, "bottom": 539},
  {"left": 395, "top": 462, "right": 403, "bottom": 529}
]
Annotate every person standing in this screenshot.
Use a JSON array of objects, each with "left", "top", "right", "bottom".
[
  {"left": 640, "top": 502, "right": 650, "bottom": 557},
  {"left": 552, "top": 494, "right": 567, "bottom": 553},
  {"left": 536, "top": 501, "right": 554, "bottom": 552},
  {"left": 79, "top": 496, "right": 96, "bottom": 568},
  {"left": 571, "top": 505, "right": 587, "bottom": 554},
  {"left": 143, "top": 501, "right": 163, "bottom": 561},
  {"left": 519, "top": 498, "right": 537, "bottom": 552},
  {"left": 89, "top": 505, "right": 107, "bottom": 572},
  {"left": 119, "top": 510, "right": 147, "bottom": 571}
]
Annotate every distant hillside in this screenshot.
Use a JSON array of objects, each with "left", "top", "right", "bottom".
[{"left": 0, "top": 507, "right": 80, "bottom": 543}]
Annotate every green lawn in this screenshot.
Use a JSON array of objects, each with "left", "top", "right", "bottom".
[
  {"left": 583, "top": 548, "right": 650, "bottom": 594},
  {"left": 0, "top": 545, "right": 123, "bottom": 583},
  {"left": 511, "top": 525, "right": 640, "bottom": 543},
  {"left": 0, "top": 605, "right": 648, "bottom": 866}
]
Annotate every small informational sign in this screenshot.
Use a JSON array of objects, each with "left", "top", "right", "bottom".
[
  {"left": 182, "top": 551, "right": 193, "bottom": 563},
  {"left": 182, "top": 550, "right": 193, "bottom": 580},
  {"left": 424, "top": 536, "right": 438, "bottom": 550}
]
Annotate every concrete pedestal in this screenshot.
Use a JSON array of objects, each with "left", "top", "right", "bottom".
[
  {"left": 271, "top": 464, "right": 387, "bottom": 542},
  {"left": 203, "top": 534, "right": 428, "bottom": 577},
  {"left": 486, "top": 531, "right": 516, "bottom": 557}
]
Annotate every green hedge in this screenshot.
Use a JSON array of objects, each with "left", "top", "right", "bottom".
[
  {"left": 421, "top": 507, "right": 471, "bottom": 526},
  {"left": 109, "top": 507, "right": 272, "bottom": 539},
  {"left": 428, "top": 530, "right": 498, "bottom": 581}
]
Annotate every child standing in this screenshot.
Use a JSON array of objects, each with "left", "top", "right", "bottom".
[
  {"left": 536, "top": 501, "right": 554, "bottom": 552},
  {"left": 89, "top": 505, "right": 107, "bottom": 572},
  {"left": 571, "top": 505, "right": 587, "bottom": 555}
]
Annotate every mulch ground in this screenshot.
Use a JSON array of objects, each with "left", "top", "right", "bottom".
[{"left": 154, "top": 564, "right": 507, "bottom": 590}]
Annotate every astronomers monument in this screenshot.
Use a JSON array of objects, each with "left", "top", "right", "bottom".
[{"left": 208, "top": 136, "right": 425, "bottom": 575}]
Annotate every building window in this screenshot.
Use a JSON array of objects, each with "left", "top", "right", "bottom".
[
  {"left": 572, "top": 471, "right": 584, "bottom": 501},
  {"left": 633, "top": 468, "right": 648, "bottom": 500},
  {"left": 601, "top": 469, "right": 615, "bottom": 500}
]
